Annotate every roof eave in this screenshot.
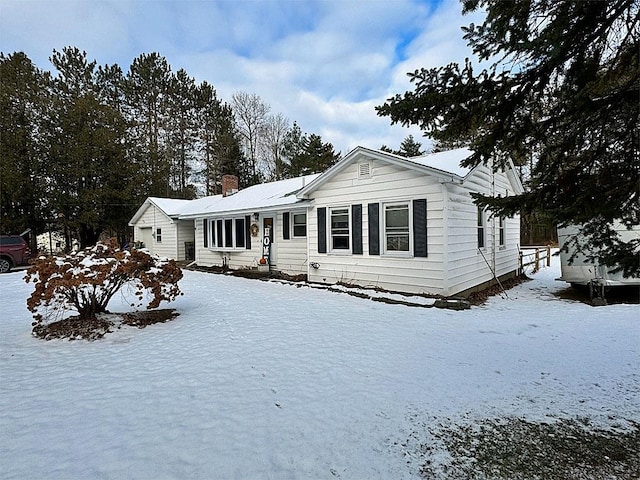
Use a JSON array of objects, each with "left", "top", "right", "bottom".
[
  {"left": 128, "top": 198, "right": 153, "bottom": 226},
  {"left": 178, "top": 199, "right": 313, "bottom": 220}
]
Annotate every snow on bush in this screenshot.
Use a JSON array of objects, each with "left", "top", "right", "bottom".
[{"left": 24, "top": 238, "right": 183, "bottom": 325}]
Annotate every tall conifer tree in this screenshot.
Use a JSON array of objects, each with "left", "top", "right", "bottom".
[{"left": 377, "top": 0, "right": 639, "bottom": 276}]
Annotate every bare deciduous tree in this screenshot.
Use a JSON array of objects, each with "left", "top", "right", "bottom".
[{"left": 231, "top": 91, "right": 270, "bottom": 185}]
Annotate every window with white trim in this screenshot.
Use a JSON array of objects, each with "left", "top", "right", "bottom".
[
  {"left": 384, "top": 202, "right": 410, "bottom": 253},
  {"left": 330, "top": 207, "right": 350, "bottom": 250},
  {"left": 155, "top": 228, "right": 162, "bottom": 242},
  {"left": 477, "top": 207, "right": 485, "bottom": 248},
  {"left": 498, "top": 216, "right": 505, "bottom": 247},
  {"left": 293, "top": 212, "right": 307, "bottom": 237},
  {"left": 208, "top": 217, "right": 246, "bottom": 249}
]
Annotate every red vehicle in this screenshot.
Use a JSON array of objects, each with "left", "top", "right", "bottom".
[{"left": 0, "top": 235, "right": 31, "bottom": 273}]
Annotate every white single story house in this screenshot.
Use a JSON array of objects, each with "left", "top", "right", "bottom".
[
  {"left": 128, "top": 197, "right": 194, "bottom": 261},
  {"left": 177, "top": 174, "right": 320, "bottom": 274},
  {"left": 129, "top": 147, "right": 524, "bottom": 296}
]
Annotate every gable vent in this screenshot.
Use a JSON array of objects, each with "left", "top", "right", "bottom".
[{"left": 358, "top": 162, "right": 372, "bottom": 179}]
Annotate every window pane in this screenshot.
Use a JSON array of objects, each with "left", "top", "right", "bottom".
[
  {"left": 332, "top": 236, "right": 349, "bottom": 249},
  {"left": 210, "top": 220, "right": 216, "bottom": 247},
  {"left": 331, "top": 208, "right": 350, "bottom": 250},
  {"left": 293, "top": 213, "right": 306, "bottom": 237},
  {"left": 477, "top": 207, "right": 484, "bottom": 248},
  {"left": 385, "top": 205, "right": 409, "bottom": 229},
  {"left": 225, "top": 219, "right": 233, "bottom": 247},
  {"left": 217, "top": 220, "right": 223, "bottom": 247},
  {"left": 331, "top": 209, "right": 349, "bottom": 230},
  {"left": 385, "top": 204, "right": 409, "bottom": 252},
  {"left": 387, "top": 234, "right": 409, "bottom": 251},
  {"left": 235, "top": 218, "right": 245, "bottom": 248}
]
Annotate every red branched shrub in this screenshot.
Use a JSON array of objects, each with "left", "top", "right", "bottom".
[{"left": 24, "top": 238, "right": 183, "bottom": 326}]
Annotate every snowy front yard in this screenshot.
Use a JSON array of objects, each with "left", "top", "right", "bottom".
[{"left": 0, "top": 256, "right": 638, "bottom": 479}]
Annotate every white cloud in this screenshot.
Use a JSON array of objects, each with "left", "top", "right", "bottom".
[{"left": 1, "top": 0, "right": 481, "bottom": 155}]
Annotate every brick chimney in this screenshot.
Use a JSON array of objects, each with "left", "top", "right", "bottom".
[{"left": 221, "top": 174, "right": 239, "bottom": 197}]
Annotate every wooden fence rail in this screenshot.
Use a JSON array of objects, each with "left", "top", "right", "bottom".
[{"left": 520, "top": 246, "right": 552, "bottom": 273}]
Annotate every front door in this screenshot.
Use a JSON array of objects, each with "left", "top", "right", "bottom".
[{"left": 263, "top": 216, "right": 275, "bottom": 265}]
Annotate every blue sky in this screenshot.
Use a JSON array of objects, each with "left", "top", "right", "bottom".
[{"left": 0, "top": 0, "right": 485, "bottom": 154}]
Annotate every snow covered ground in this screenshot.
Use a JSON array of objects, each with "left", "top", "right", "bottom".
[{"left": 0, "top": 254, "right": 638, "bottom": 479}]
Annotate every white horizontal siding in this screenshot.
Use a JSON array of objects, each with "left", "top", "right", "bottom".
[
  {"left": 132, "top": 204, "right": 178, "bottom": 259},
  {"left": 307, "top": 159, "right": 447, "bottom": 295},
  {"left": 194, "top": 218, "right": 263, "bottom": 269},
  {"left": 443, "top": 164, "right": 520, "bottom": 295},
  {"left": 193, "top": 210, "right": 309, "bottom": 274},
  {"left": 276, "top": 210, "right": 309, "bottom": 275}
]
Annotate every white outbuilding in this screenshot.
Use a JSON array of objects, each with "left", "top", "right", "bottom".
[{"left": 128, "top": 197, "right": 194, "bottom": 261}]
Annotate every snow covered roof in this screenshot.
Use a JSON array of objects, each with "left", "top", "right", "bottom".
[
  {"left": 178, "top": 174, "right": 320, "bottom": 219},
  {"left": 128, "top": 197, "right": 193, "bottom": 225},
  {"left": 407, "top": 147, "right": 474, "bottom": 178},
  {"left": 149, "top": 197, "right": 193, "bottom": 216}
]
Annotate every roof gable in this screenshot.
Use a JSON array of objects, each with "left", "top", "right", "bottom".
[
  {"left": 298, "top": 146, "right": 524, "bottom": 198},
  {"left": 297, "top": 147, "right": 472, "bottom": 198}
]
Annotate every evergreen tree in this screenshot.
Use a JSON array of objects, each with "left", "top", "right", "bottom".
[
  {"left": 124, "top": 52, "right": 173, "bottom": 197},
  {"left": 284, "top": 126, "right": 340, "bottom": 177},
  {"left": 48, "top": 47, "right": 129, "bottom": 248},
  {"left": 303, "top": 134, "right": 340, "bottom": 173},
  {"left": 380, "top": 135, "right": 426, "bottom": 157},
  {"left": 377, "top": 0, "right": 639, "bottom": 276},
  {"left": 281, "top": 122, "right": 305, "bottom": 178},
  {"left": 0, "top": 52, "right": 50, "bottom": 238},
  {"left": 398, "top": 135, "right": 425, "bottom": 157},
  {"left": 166, "top": 68, "right": 198, "bottom": 198},
  {"left": 196, "top": 82, "right": 243, "bottom": 195}
]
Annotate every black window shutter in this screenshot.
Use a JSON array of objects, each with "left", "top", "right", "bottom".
[
  {"left": 283, "top": 212, "right": 290, "bottom": 240},
  {"left": 245, "top": 215, "right": 251, "bottom": 249},
  {"left": 413, "top": 199, "right": 428, "bottom": 257},
  {"left": 368, "top": 203, "right": 379, "bottom": 255},
  {"left": 203, "top": 219, "right": 208, "bottom": 248},
  {"left": 352, "top": 204, "right": 362, "bottom": 255},
  {"left": 317, "top": 207, "right": 327, "bottom": 253}
]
